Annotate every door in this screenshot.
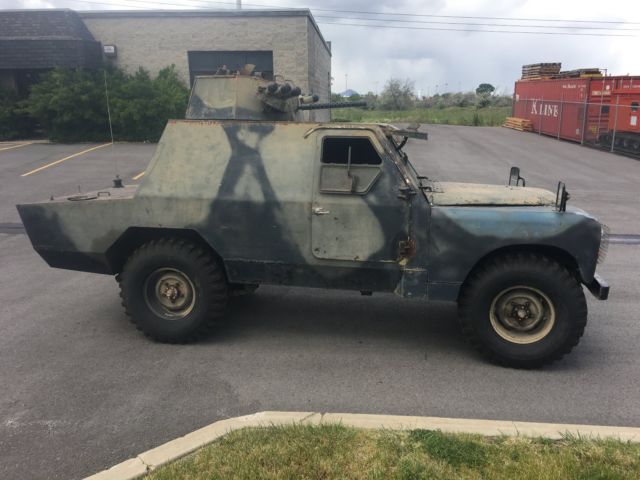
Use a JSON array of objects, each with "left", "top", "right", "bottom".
[
  {"left": 628, "top": 101, "right": 639, "bottom": 132},
  {"left": 311, "top": 132, "right": 410, "bottom": 262}
]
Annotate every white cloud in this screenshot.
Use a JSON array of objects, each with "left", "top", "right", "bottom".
[{"left": 3, "top": 0, "right": 639, "bottom": 94}]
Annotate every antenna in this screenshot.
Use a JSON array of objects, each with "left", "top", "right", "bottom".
[{"left": 103, "top": 70, "right": 122, "bottom": 187}]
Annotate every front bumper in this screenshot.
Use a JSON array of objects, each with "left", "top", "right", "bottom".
[{"left": 586, "top": 273, "right": 610, "bottom": 300}]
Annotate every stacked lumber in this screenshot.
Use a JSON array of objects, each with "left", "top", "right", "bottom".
[
  {"left": 503, "top": 117, "right": 533, "bottom": 132},
  {"left": 522, "top": 63, "right": 561, "bottom": 80},
  {"left": 553, "top": 68, "right": 602, "bottom": 78}
]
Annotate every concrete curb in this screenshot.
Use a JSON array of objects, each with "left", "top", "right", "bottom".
[{"left": 85, "top": 411, "right": 640, "bottom": 480}]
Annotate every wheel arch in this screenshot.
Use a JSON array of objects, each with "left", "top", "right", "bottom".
[
  {"left": 458, "top": 244, "right": 582, "bottom": 301},
  {"left": 105, "top": 227, "right": 226, "bottom": 278}
]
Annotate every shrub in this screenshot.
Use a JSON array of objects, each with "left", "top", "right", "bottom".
[
  {"left": 24, "top": 68, "right": 111, "bottom": 142},
  {"left": 0, "top": 88, "right": 35, "bottom": 140},
  {"left": 109, "top": 66, "right": 189, "bottom": 142},
  {"left": 22, "top": 65, "right": 189, "bottom": 143}
]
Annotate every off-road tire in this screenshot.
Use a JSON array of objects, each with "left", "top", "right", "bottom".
[
  {"left": 117, "top": 238, "right": 227, "bottom": 343},
  {"left": 458, "top": 253, "right": 587, "bottom": 368}
]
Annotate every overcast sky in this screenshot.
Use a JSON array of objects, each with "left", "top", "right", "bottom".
[{"left": 4, "top": 0, "right": 640, "bottom": 95}]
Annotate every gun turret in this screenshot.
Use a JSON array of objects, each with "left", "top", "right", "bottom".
[{"left": 185, "top": 72, "right": 366, "bottom": 122}]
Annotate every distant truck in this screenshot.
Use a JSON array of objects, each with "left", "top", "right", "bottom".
[{"left": 17, "top": 73, "right": 609, "bottom": 368}]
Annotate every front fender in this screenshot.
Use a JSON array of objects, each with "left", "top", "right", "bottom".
[{"left": 427, "top": 206, "right": 601, "bottom": 300}]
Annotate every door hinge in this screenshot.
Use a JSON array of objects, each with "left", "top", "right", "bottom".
[{"left": 398, "top": 185, "right": 416, "bottom": 200}]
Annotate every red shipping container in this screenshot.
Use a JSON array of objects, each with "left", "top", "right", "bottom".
[{"left": 513, "top": 76, "right": 640, "bottom": 144}]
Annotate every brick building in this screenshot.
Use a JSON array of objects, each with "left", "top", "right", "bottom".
[
  {"left": 0, "top": 10, "right": 102, "bottom": 95},
  {"left": 0, "top": 8, "right": 332, "bottom": 120}
]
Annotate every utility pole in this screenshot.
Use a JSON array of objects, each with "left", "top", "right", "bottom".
[
  {"left": 236, "top": 0, "right": 241, "bottom": 8},
  {"left": 345, "top": 73, "right": 348, "bottom": 92}
]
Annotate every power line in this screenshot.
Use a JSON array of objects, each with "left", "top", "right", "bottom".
[
  {"left": 170, "top": 0, "right": 640, "bottom": 26},
  {"left": 303, "top": 4, "right": 640, "bottom": 25},
  {"left": 43, "top": 0, "right": 640, "bottom": 34},
  {"left": 317, "top": 21, "right": 636, "bottom": 37},
  {"left": 314, "top": 14, "right": 640, "bottom": 32}
]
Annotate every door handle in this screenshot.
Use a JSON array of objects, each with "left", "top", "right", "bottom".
[{"left": 312, "top": 206, "right": 330, "bottom": 215}]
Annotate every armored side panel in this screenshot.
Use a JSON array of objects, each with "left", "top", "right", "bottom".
[
  {"left": 186, "top": 76, "right": 297, "bottom": 121},
  {"left": 17, "top": 121, "right": 404, "bottom": 288}
]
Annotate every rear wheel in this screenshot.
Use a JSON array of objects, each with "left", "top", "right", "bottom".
[
  {"left": 118, "top": 238, "right": 227, "bottom": 342},
  {"left": 458, "top": 253, "right": 587, "bottom": 368}
]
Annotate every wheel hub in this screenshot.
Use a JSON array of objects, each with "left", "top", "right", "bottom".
[
  {"left": 144, "top": 268, "right": 196, "bottom": 319},
  {"left": 489, "top": 286, "right": 555, "bottom": 344}
]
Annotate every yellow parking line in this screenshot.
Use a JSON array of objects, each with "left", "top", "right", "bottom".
[
  {"left": 132, "top": 170, "right": 145, "bottom": 180},
  {"left": 0, "top": 142, "right": 33, "bottom": 152},
  {"left": 21, "top": 143, "right": 111, "bottom": 177}
]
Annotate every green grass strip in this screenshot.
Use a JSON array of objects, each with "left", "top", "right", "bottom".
[
  {"left": 330, "top": 106, "right": 511, "bottom": 127},
  {"left": 146, "top": 424, "right": 640, "bottom": 480}
]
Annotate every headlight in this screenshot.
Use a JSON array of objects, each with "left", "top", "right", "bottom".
[{"left": 598, "top": 224, "right": 609, "bottom": 264}]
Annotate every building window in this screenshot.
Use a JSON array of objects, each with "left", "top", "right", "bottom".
[
  {"left": 321, "top": 137, "right": 382, "bottom": 165},
  {"left": 187, "top": 51, "right": 273, "bottom": 85},
  {"left": 631, "top": 102, "right": 639, "bottom": 112}
]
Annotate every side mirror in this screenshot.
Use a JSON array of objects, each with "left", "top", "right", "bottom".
[{"left": 509, "top": 167, "right": 526, "bottom": 187}]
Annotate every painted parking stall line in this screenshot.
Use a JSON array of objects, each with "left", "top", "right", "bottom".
[
  {"left": 132, "top": 170, "right": 145, "bottom": 180},
  {"left": 0, "top": 142, "right": 33, "bottom": 152},
  {"left": 21, "top": 143, "right": 111, "bottom": 177},
  {"left": 609, "top": 234, "right": 640, "bottom": 245},
  {"left": 0, "top": 223, "right": 25, "bottom": 235}
]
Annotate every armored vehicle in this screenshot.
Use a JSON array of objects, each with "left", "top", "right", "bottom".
[{"left": 17, "top": 72, "right": 609, "bottom": 368}]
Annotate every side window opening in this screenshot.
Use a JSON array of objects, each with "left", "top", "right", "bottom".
[
  {"left": 321, "top": 137, "right": 382, "bottom": 165},
  {"left": 631, "top": 102, "right": 639, "bottom": 112},
  {"left": 601, "top": 105, "right": 610, "bottom": 114}
]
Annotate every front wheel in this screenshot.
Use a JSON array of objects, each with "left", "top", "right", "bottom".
[
  {"left": 458, "top": 253, "right": 587, "bottom": 368},
  {"left": 118, "top": 238, "right": 227, "bottom": 343}
]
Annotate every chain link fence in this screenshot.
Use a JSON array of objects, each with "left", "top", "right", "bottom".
[{"left": 512, "top": 95, "right": 640, "bottom": 156}]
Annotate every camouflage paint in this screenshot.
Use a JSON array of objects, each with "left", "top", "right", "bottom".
[{"left": 17, "top": 119, "right": 604, "bottom": 301}]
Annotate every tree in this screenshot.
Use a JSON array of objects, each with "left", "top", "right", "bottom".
[
  {"left": 475, "top": 83, "right": 496, "bottom": 109},
  {"left": 379, "top": 78, "right": 415, "bottom": 110},
  {"left": 475, "top": 83, "right": 495, "bottom": 95},
  {"left": 362, "top": 91, "right": 378, "bottom": 110}
]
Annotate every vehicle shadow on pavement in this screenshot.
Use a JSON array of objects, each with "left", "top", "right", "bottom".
[{"left": 206, "top": 286, "right": 473, "bottom": 356}]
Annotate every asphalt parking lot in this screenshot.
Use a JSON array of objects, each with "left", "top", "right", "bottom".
[{"left": 1, "top": 127, "right": 639, "bottom": 480}]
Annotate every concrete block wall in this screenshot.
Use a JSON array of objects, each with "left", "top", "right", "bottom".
[
  {"left": 307, "top": 20, "right": 331, "bottom": 121},
  {"left": 81, "top": 11, "right": 331, "bottom": 121}
]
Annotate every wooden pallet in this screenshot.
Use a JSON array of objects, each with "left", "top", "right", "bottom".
[
  {"left": 522, "top": 63, "right": 562, "bottom": 80},
  {"left": 503, "top": 117, "right": 533, "bottom": 132}
]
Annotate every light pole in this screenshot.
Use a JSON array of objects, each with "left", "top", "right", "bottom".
[{"left": 345, "top": 74, "right": 348, "bottom": 92}]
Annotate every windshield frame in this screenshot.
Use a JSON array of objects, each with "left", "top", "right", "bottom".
[{"left": 385, "top": 134, "right": 430, "bottom": 192}]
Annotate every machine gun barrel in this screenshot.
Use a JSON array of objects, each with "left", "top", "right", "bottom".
[{"left": 298, "top": 101, "right": 367, "bottom": 111}]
